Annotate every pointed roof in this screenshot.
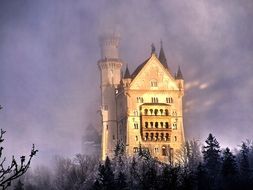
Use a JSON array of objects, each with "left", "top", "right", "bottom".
[
  {"left": 158, "top": 41, "right": 168, "bottom": 69},
  {"left": 176, "top": 66, "right": 183, "bottom": 79},
  {"left": 131, "top": 57, "right": 150, "bottom": 79},
  {"left": 124, "top": 65, "right": 131, "bottom": 78}
]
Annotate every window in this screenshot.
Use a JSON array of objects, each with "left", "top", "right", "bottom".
[
  {"left": 151, "top": 80, "right": 158, "bottom": 87},
  {"left": 145, "top": 122, "right": 148, "bottom": 128},
  {"left": 145, "top": 133, "right": 149, "bottom": 140},
  {"left": 134, "top": 123, "right": 138, "bottom": 129},
  {"left": 133, "top": 147, "right": 138, "bottom": 153},
  {"left": 174, "top": 136, "right": 177, "bottom": 142},
  {"left": 160, "top": 109, "right": 163, "bottom": 115},
  {"left": 151, "top": 97, "right": 159, "bottom": 103},
  {"left": 172, "top": 123, "right": 177, "bottom": 130},
  {"left": 160, "top": 122, "right": 164, "bottom": 128},
  {"left": 161, "top": 133, "right": 164, "bottom": 140},
  {"left": 166, "top": 97, "right": 173, "bottom": 103},
  {"left": 154, "top": 109, "right": 158, "bottom": 115},
  {"left": 150, "top": 122, "right": 153, "bottom": 128},
  {"left": 104, "top": 105, "right": 108, "bottom": 110},
  {"left": 135, "top": 136, "right": 138, "bottom": 141},
  {"left": 113, "top": 135, "right": 115, "bottom": 140},
  {"left": 155, "top": 122, "right": 158, "bottom": 128},
  {"left": 154, "top": 147, "right": 159, "bottom": 153},
  {"left": 155, "top": 133, "right": 159, "bottom": 140},
  {"left": 165, "top": 122, "right": 169, "bottom": 128},
  {"left": 151, "top": 133, "right": 154, "bottom": 140},
  {"left": 166, "top": 133, "right": 170, "bottom": 141},
  {"left": 106, "top": 125, "right": 108, "bottom": 130},
  {"left": 137, "top": 97, "right": 144, "bottom": 103},
  {"left": 144, "top": 109, "right": 148, "bottom": 115},
  {"left": 165, "top": 109, "right": 169, "bottom": 116}
]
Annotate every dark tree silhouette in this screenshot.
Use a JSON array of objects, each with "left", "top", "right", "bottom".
[
  {"left": 238, "top": 142, "right": 252, "bottom": 189},
  {"left": 0, "top": 107, "right": 38, "bottom": 189},
  {"left": 95, "top": 156, "right": 115, "bottom": 190},
  {"left": 202, "top": 134, "right": 221, "bottom": 189},
  {"left": 221, "top": 148, "right": 238, "bottom": 177},
  {"left": 221, "top": 148, "right": 238, "bottom": 190},
  {"left": 0, "top": 129, "right": 38, "bottom": 190}
]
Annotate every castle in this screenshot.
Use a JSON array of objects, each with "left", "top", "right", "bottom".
[{"left": 98, "top": 33, "right": 185, "bottom": 163}]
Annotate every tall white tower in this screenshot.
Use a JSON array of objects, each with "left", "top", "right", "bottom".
[{"left": 98, "top": 33, "right": 123, "bottom": 160}]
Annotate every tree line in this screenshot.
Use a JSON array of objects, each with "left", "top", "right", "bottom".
[{"left": 14, "top": 134, "right": 253, "bottom": 190}]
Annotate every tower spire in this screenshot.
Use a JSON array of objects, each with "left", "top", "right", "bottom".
[
  {"left": 158, "top": 40, "right": 168, "bottom": 69},
  {"left": 124, "top": 65, "right": 131, "bottom": 78},
  {"left": 176, "top": 66, "right": 183, "bottom": 79},
  {"left": 151, "top": 43, "right": 156, "bottom": 55}
]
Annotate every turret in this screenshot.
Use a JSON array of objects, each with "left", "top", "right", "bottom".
[
  {"left": 98, "top": 33, "right": 123, "bottom": 160},
  {"left": 98, "top": 33, "right": 123, "bottom": 87},
  {"left": 175, "top": 66, "right": 184, "bottom": 95},
  {"left": 99, "top": 33, "right": 120, "bottom": 60}
]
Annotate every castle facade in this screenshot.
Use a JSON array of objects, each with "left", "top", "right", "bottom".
[{"left": 98, "top": 33, "right": 185, "bottom": 163}]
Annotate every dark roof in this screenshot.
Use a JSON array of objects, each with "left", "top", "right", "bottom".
[
  {"left": 158, "top": 42, "right": 168, "bottom": 69},
  {"left": 124, "top": 65, "right": 131, "bottom": 78},
  {"left": 131, "top": 57, "right": 151, "bottom": 79},
  {"left": 176, "top": 66, "right": 183, "bottom": 79}
]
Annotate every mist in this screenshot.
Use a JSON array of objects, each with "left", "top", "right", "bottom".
[{"left": 0, "top": 0, "right": 253, "bottom": 167}]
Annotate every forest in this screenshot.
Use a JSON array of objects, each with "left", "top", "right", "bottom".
[{"left": 12, "top": 134, "right": 253, "bottom": 190}]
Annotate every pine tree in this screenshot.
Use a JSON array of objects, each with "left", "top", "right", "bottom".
[
  {"left": 95, "top": 157, "right": 115, "bottom": 190},
  {"left": 116, "top": 171, "right": 127, "bottom": 190},
  {"left": 238, "top": 143, "right": 252, "bottom": 189},
  {"left": 202, "top": 134, "right": 221, "bottom": 174},
  {"left": 202, "top": 134, "right": 221, "bottom": 189},
  {"left": 221, "top": 148, "right": 238, "bottom": 177},
  {"left": 221, "top": 148, "right": 238, "bottom": 190},
  {"left": 196, "top": 162, "right": 208, "bottom": 190}
]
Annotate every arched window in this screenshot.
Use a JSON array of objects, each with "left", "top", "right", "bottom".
[
  {"left": 174, "top": 136, "right": 177, "bottom": 142},
  {"left": 133, "top": 147, "right": 138, "bottom": 153},
  {"left": 161, "top": 133, "right": 164, "bottom": 140},
  {"left": 155, "top": 133, "right": 159, "bottom": 140},
  {"left": 154, "top": 109, "right": 158, "bottom": 115},
  {"left": 150, "top": 122, "right": 153, "bottom": 128},
  {"left": 150, "top": 109, "right": 153, "bottom": 115},
  {"left": 170, "top": 97, "right": 173, "bottom": 103},
  {"left": 151, "top": 80, "right": 158, "bottom": 87},
  {"left": 165, "top": 109, "right": 169, "bottom": 116},
  {"left": 160, "top": 109, "right": 163, "bottom": 115},
  {"left": 151, "top": 133, "right": 154, "bottom": 140},
  {"left": 155, "top": 122, "right": 158, "bottom": 128},
  {"left": 165, "top": 122, "right": 169, "bottom": 128},
  {"left": 165, "top": 133, "right": 169, "bottom": 141},
  {"left": 145, "top": 122, "right": 148, "bottom": 128},
  {"left": 145, "top": 133, "right": 149, "bottom": 140},
  {"left": 144, "top": 109, "right": 148, "bottom": 115},
  {"left": 160, "top": 122, "right": 163, "bottom": 128}
]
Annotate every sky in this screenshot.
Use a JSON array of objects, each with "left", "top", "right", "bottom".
[{"left": 0, "top": 0, "right": 253, "bottom": 167}]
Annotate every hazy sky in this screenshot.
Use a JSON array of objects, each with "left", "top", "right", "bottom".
[{"left": 0, "top": 0, "right": 253, "bottom": 166}]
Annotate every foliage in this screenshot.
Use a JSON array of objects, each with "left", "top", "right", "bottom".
[{"left": 17, "top": 133, "right": 253, "bottom": 190}]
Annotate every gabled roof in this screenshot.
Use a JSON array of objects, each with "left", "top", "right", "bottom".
[{"left": 131, "top": 57, "right": 151, "bottom": 79}]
